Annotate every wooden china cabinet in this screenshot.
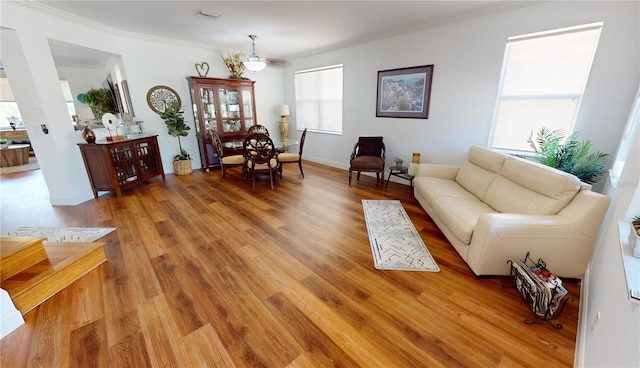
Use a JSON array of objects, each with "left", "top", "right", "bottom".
[{"left": 186, "top": 77, "right": 257, "bottom": 170}]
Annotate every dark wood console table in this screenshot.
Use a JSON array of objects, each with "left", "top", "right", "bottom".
[{"left": 78, "top": 135, "right": 165, "bottom": 198}]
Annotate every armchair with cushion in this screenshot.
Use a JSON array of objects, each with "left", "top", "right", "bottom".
[{"left": 349, "top": 136, "right": 385, "bottom": 186}]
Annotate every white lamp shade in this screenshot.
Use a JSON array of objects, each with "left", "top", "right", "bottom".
[{"left": 276, "top": 104, "right": 290, "bottom": 116}]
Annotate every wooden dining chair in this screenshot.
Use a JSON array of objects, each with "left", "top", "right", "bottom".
[
  {"left": 349, "top": 136, "right": 385, "bottom": 186},
  {"left": 243, "top": 133, "right": 279, "bottom": 190},
  {"left": 247, "top": 124, "right": 270, "bottom": 136},
  {"left": 277, "top": 128, "right": 307, "bottom": 178},
  {"left": 209, "top": 129, "right": 245, "bottom": 180}
]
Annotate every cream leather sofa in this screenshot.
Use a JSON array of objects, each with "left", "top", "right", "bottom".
[{"left": 413, "top": 146, "right": 610, "bottom": 278}]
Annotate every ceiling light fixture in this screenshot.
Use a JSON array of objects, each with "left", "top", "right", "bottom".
[
  {"left": 195, "top": 9, "right": 221, "bottom": 20},
  {"left": 245, "top": 35, "right": 267, "bottom": 72}
]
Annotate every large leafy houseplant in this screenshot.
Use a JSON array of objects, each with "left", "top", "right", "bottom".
[
  {"left": 161, "top": 102, "right": 192, "bottom": 175},
  {"left": 527, "top": 126, "right": 608, "bottom": 184},
  {"left": 82, "top": 88, "right": 118, "bottom": 120}
]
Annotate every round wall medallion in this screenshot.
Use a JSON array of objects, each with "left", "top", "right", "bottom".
[{"left": 146, "top": 85, "right": 181, "bottom": 114}]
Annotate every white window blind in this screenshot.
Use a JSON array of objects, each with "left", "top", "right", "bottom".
[
  {"left": 294, "top": 64, "right": 343, "bottom": 134},
  {"left": 489, "top": 23, "right": 602, "bottom": 151}
]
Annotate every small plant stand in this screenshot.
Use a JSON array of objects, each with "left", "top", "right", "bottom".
[{"left": 505, "top": 252, "right": 574, "bottom": 329}]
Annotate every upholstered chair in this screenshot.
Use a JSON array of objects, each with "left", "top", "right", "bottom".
[
  {"left": 349, "top": 136, "right": 385, "bottom": 186},
  {"left": 209, "top": 129, "right": 245, "bottom": 180},
  {"left": 277, "top": 128, "right": 307, "bottom": 178},
  {"left": 243, "top": 133, "right": 279, "bottom": 190}
]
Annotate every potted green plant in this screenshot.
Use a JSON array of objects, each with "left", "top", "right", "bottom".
[
  {"left": 394, "top": 157, "right": 404, "bottom": 168},
  {"left": 0, "top": 138, "right": 10, "bottom": 150},
  {"left": 527, "top": 126, "right": 608, "bottom": 184},
  {"left": 82, "top": 88, "right": 118, "bottom": 120},
  {"left": 161, "top": 101, "right": 192, "bottom": 175}
]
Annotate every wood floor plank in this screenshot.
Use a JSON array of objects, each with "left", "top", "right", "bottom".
[
  {"left": 70, "top": 318, "right": 109, "bottom": 368},
  {"left": 0, "top": 162, "right": 582, "bottom": 367}
]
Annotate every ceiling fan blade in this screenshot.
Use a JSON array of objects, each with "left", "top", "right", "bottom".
[{"left": 266, "top": 58, "right": 291, "bottom": 67}]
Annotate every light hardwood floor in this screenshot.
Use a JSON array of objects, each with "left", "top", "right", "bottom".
[{"left": 0, "top": 162, "right": 580, "bottom": 367}]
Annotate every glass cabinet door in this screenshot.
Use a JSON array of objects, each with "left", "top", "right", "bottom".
[
  {"left": 242, "top": 90, "right": 254, "bottom": 129},
  {"left": 218, "top": 88, "right": 242, "bottom": 133},
  {"left": 200, "top": 87, "right": 217, "bottom": 132}
]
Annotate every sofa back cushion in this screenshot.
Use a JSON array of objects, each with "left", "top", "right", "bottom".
[
  {"left": 484, "top": 156, "right": 582, "bottom": 214},
  {"left": 455, "top": 146, "right": 506, "bottom": 200}
]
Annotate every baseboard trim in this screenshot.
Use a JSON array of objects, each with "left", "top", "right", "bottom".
[{"left": 574, "top": 266, "right": 590, "bottom": 367}]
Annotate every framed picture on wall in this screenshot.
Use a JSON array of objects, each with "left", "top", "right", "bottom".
[{"left": 376, "top": 65, "right": 434, "bottom": 119}]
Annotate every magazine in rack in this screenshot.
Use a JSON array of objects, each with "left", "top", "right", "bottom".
[{"left": 508, "top": 252, "right": 569, "bottom": 325}]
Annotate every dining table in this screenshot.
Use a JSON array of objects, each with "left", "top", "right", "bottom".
[{"left": 223, "top": 138, "right": 299, "bottom": 152}]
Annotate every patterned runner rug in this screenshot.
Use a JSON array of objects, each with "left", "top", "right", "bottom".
[
  {"left": 6, "top": 227, "right": 116, "bottom": 242},
  {"left": 362, "top": 200, "right": 439, "bottom": 272}
]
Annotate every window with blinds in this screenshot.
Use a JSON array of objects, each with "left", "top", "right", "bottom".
[
  {"left": 489, "top": 23, "right": 603, "bottom": 152},
  {"left": 294, "top": 64, "right": 343, "bottom": 134}
]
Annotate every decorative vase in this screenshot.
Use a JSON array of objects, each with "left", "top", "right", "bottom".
[
  {"left": 82, "top": 124, "right": 96, "bottom": 143},
  {"left": 395, "top": 160, "right": 404, "bottom": 169}
]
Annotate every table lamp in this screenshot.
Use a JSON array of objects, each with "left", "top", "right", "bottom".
[{"left": 276, "top": 104, "right": 290, "bottom": 140}]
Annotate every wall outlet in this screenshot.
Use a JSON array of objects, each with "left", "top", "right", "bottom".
[{"left": 590, "top": 312, "right": 601, "bottom": 334}]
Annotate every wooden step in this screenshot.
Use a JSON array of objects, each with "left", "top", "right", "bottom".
[
  {"left": 1, "top": 237, "right": 49, "bottom": 281},
  {"left": 0, "top": 238, "right": 107, "bottom": 315}
]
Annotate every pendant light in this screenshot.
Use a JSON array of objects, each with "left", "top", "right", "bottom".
[{"left": 245, "top": 35, "right": 267, "bottom": 72}]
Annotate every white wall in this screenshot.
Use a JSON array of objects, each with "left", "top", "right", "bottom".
[
  {"left": 579, "top": 109, "right": 640, "bottom": 367},
  {"left": 285, "top": 1, "right": 639, "bottom": 194},
  {"left": 1, "top": 2, "right": 285, "bottom": 205}
]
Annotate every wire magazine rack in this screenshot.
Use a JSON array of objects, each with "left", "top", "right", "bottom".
[{"left": 505, "top": 252, "right": 574, "bottom": 329}]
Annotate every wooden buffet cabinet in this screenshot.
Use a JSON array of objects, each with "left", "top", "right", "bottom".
[
  {"left": 186, "top": 77, "right": 257, "bottom": 170},
  {"left": 78, "top": 135, "right": 165, "bottom": 198}
]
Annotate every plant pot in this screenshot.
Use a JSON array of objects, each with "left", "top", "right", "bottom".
[{"left": 173, "top": 159, "right": 192, "bottom": 176}]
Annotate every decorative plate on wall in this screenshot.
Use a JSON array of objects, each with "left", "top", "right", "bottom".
[{"left": 146, "top": 85, "right": 181, "bottom": 114}]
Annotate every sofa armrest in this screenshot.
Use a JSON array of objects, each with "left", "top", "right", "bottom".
[
  {"left": 466, "top": 190, "right": 608, "bottom": 279},
  {"left": 467, "top": 213, "right": 589, "bottom": 278},
  {"left": 414, "top": 163, "right": 459, "bottom": 179}
]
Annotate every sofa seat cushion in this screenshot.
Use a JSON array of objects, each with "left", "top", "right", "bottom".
[
  {"left": 414, "top": 177, "right": 478, "bottom": 208},
  {"left": 484, "top": 156, "right": 581, "bottom": 215},
  {"left": 432, "top": 196, "right": 496, "bottom": 244}
]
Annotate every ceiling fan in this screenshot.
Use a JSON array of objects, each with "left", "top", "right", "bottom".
[
  {"left": 244, "top": 35, "right": 267, "bottom": 72},
  {"left": 242, "top": 35, "right": 289, "bottom": 71}
]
